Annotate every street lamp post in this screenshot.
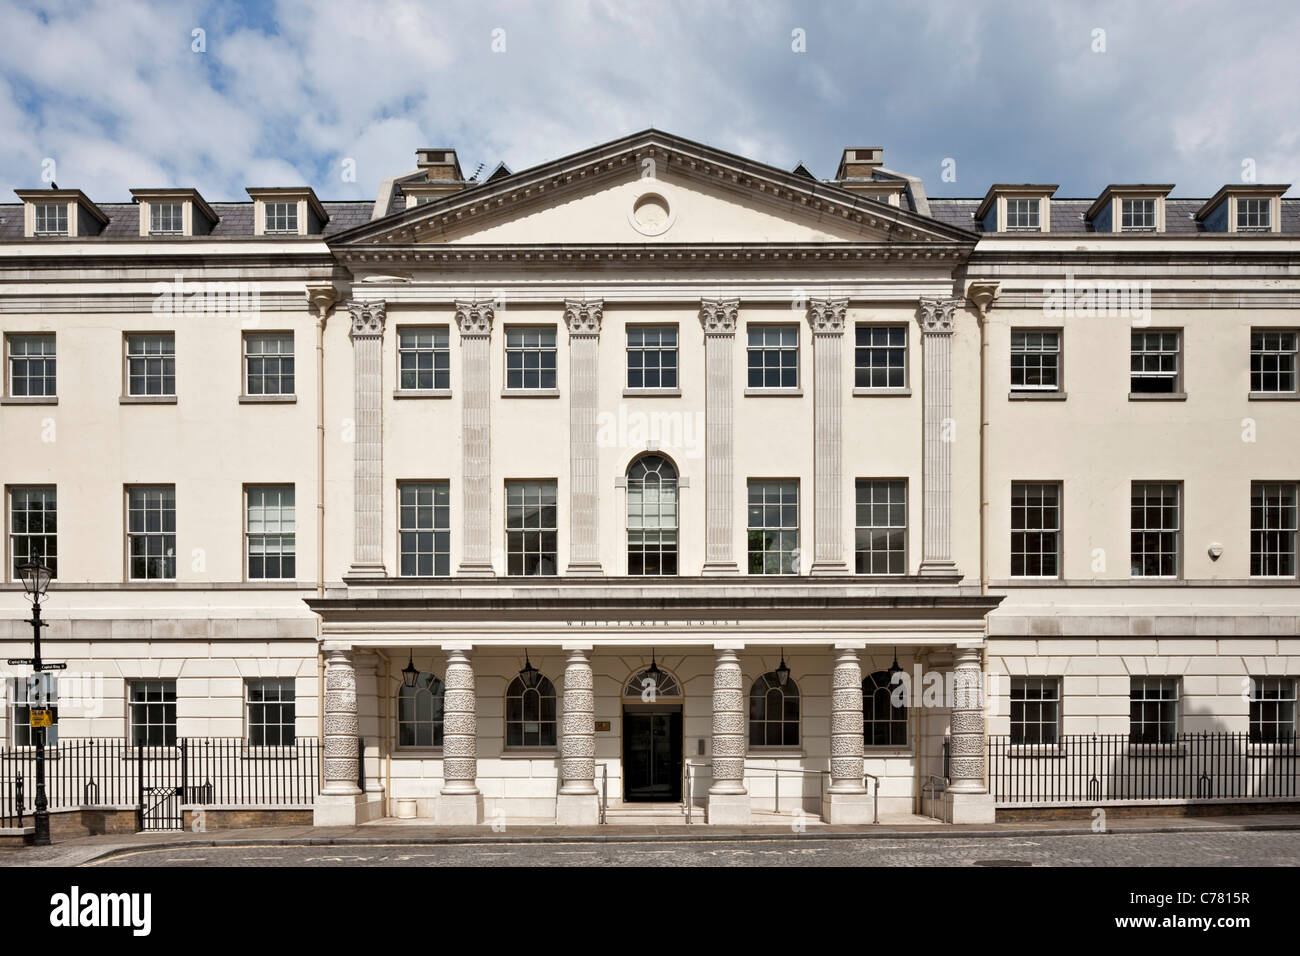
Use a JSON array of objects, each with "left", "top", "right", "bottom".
[{"left": 16, "top": 560, "right": 54, "bottom": 847}]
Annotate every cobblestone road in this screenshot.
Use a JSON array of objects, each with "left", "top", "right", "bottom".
[{"left": 86, "top": 830, "right": 1300, "bottom": 866}]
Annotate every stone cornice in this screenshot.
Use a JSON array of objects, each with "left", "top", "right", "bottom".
[
  {"left": 917, "top": 297, "right": 962, "bottom": 334},
  {"left": 564, "top": 299, "right": 603, "bottom": 336},
  {"left": 455, "top": 299, "right": 494, "bottom": 336},
  {"left": 699, "top": 298, "right": 740, "bottom": 335},
  {"left": 807, "top": 296, "right": 848, "bottom": 334},
  {"left": 347, "top": 299, "right": 385, "bottom": 337}
]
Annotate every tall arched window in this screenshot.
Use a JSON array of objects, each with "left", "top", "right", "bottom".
[
  {"left": 627, "top": 455, "right": 678, "bottom": 575},
  {"left": 398, "top": 672, "right": 445, "bottom": 748},
  {"left": 749, "top": 672, "right": 800, "bottom": 747},
  {"left": 863, "top": 670, "right": 908, "bottom": 747},
  {"left": 506, "top": 674, "right": 558, "bottom": 748}
]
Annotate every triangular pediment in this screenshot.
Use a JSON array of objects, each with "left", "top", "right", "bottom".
[{"left": 330, "top": 130, "right": 976, "bottom": 248}]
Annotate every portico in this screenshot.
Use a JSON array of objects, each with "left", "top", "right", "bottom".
[{"left": 308, "top": 579, "right": 1000, "bottom": 826}]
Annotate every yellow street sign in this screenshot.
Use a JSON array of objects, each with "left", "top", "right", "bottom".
[{"left": 29, "top": 709, "right": 53, "bottom": 727}]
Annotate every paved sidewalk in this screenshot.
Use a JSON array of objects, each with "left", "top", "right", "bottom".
[{"left": 4, "top": 812, "right": 1300, "bottom": 867}]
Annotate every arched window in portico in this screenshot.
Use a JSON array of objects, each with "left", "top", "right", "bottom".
[
  {"left": 863, "top": 670, "right": 908, "bottom": 747},
  {"left": 398, "top": 672, "right": 445, "bottom": 748},
  {"left": 748, "top": 671, "right": 800, "bottom": 747},
  {"left": 505, "top": 674, "right": 558, "bottom": 748}
]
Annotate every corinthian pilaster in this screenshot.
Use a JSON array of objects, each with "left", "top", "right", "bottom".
[
  {"left": 700, "top": 299, "right": 739, "bottom": 574},
  {"left": 456, "top": 301, "right": 495, "bottom": 576},
  {"left": 916, "top": 297, "right": 962, "bottom": 576},
  {"left": 437, "top": 648, "right": 482, "bottom": 824},
  {"left": 809, "top": 297, "right": 849, "bottom": 574},
  {"left": 348, "top": 301, "right": 386, "bottom": 577},
  {"left": 565, "top": 301, "right": 604, "bottom": 575},
  {"left": 556, "top": 645, "right": 599, "bottom": 824}
]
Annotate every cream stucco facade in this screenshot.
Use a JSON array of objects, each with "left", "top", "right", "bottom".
[{"left": 1, "top": 130, "right": 1296, "bottom": 829}]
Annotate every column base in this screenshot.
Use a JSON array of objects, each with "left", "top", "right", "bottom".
[
  {"left": 917, "top": 560, "right": 960, "bottom": 578},
  {"left": 555, "top": 791, "right": 600, "bottom": 825},
  {"left": 456, "top": 562, "right": 496, "bottom": 578},
  {"left": 313, "top": 791, "right": 366, "bottom": 827},
  {"left": 824, "top": 789, "right": 875, "bottom": 825},
  {"left": 810, "top": 561, "right": 851, "bottom": 576},
  {"left": 941, "top": 789, "right": 996, "bottom": 824},
  {"left": 564, "top": 563, "right": 605, "bottom": 577},
  {"left": 706, "top": 791, "right": 751, "bottom": 825},
  {"left": 436, "top": 791, "right": 484, "bottom": 825},
  {"left": 701, "top": 562, "right": 739, "bottom": 575}
]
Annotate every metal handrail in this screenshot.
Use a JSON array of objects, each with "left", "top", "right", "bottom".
[
  {"left": 598, "top": 763, "right": 608, "bottom": 825},
  {"left": 862, "top": 771, "right": 881, "bottom": 825},
  {"left": 923, "top": 774, "right": 947, "bottom": 821},
  {"left": 683, "top": 759, "right": 711, "bottom": 824}
]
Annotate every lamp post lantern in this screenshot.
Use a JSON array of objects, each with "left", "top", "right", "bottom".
[{"left": 15, "top": 560, "right": 54, "bottom": 847}]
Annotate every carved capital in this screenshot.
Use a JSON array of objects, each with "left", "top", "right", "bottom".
[
  {"left": 916, "top": 297, "right": 961, "bottom": 335},
  {"left": 348, "top": 300, "right": 386, "bottom": 339},
  {"left": 564, "top": 299, "right": 603, "bottom": 336},
  {"left": 455, "top": 300, "right": 495, "bottom": 337},
  {"left": 699, "top": 298, "right": 739, "bottom": 335},
  {"left": 807, "top": 297, "right": 848, "bottom": 335}
]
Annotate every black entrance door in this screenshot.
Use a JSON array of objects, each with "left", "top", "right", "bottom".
[{"left": 622, "top": 710, "right": 683, "bottom": 802}]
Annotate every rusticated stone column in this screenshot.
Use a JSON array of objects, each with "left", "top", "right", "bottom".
[
  {"left": 437, "top": 648, "right": 482, "bottom": 824},
  {"left": 942, "top": 645, "right": 995, "bottom": 823},
  {"left": 348, "top": 301, "right": 386, "bottom": 577},
  {"left": 456, "top": 301, "right": 495, "bottom": 576},
  {"left": 700, "top": 299, "right": 739, "bottom": 574},
  {"left": 707, "top": 647, "right": 750, "bottom": 824},
  {"left": 825, "top": 645, "right": 874, "bottom": 823},
  {"left": 556, "top": 646, "right": 599, "bottom": 824},
  {"left": 565, "top": 301, "right": 604, "bottom": 575},
  {"left": 809, "top": 298, "right": 849, "bottom": 574},
  {"left": 321, "top": 646, "right": 361, "bottom": 795},
  {"left": 916, "top": 297, "right": 961, "bottom": 576}
]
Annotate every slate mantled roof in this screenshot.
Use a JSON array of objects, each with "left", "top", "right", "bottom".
[
  {"left": 928, "top": 198, "right": 1300, "bottom": 234},
  {"left": 0, "top": 200, "right": 373, "bottom": 241}
]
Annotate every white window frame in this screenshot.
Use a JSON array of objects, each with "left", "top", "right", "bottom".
[
  {"left": 853, "top": 324, "right": 907, "bottom": 390},
  {"left": 746, "top": 325, "right": 800, "bottom": 391},
  {"left": 1237, "top": 197, "right": 1271, "bottom": 232},
  {"left": 126, "top": 485, "right": 176, "bottom": 581},
  {"left": 245, "top": 484, "right": 296, "bottom": 581},
  {"left": 1010, "top": 677, "right": 1061, "bottom": 746},
  {"left": 1249, "top": 677, "right": 1297, "bottom": 744},
  {"left": 1130, "top": 481, "right": 1181, "bottom": 578},
  {"left": 1010, "top": 481, "right": 1062, "bottom": 579},
  {"left": 854, "top": 479, "right": 906, "bottom": 575},
  {"left": 1129, "top": 677, "right": 1180, "bottom": 745},
  {"left": 627, "top": 455, "right": 679, "bottom": 576},
  {"left": 264, "top": 201, "right": 298, "bottom": 235},
  {"left": 503, "top": 326, "right": 558, "bottom": 392},
  {"left": 397, "top": 326, "right": 451, "bottom": 392},
  {"left": 125, "top": 333, "right": 176, "bottom": 397},
  {"left": 246, "top": 678, "right": 296, "bottom": 747},
  {"left": 1130, "top": 329, "right": 1182, "bottom": 394},
  {"left": 747, "top": 479, "right": 800, "bottom": 575},
  {"left": 505, "top": 480, "right": 558, "bottom": 575},
  {"left": 128, "top": 679, "right": 177, "bottom": 747},
  {"left": 8, "top": 485, "right": 57, "bottom": 582},
  {"left": 1010, "top": 329, "right": 1061, "bottom": 392},
  {"left": 149, "top": 202, "right": 184, "bottom": 235},
  {"left": 1004, "top": 197, "right": 1041, "bottom": 231},
  {"left": 6, "top": 333, "right": 56, "bottom": 398},
  {"left": 243, "top": 332, "right": 295, "bottom": 397},
  {"left": 33, "top": 203, "right": 67, "bottom": 236},
  {"left": 1250, "top": 481, "right": 1298, "bottom": 578},
  {"left": 626, "top": 325, "right": 679, "bottom": 391},
  {"left": 1250, "top": 329, "right": 1298, "bottom": 394},
  {"left": 1120, "top": 198, "right": 1156, "bottom": 232},
  {"left": 398, "top": 480, "right": 451, "bottom": 577}
]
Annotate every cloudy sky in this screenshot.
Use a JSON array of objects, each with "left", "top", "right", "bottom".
[{"left": 1, "top": 0, "right": 1296, "bottom": 204}]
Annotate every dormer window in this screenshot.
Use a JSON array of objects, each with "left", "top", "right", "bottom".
[
  {"left": 1121, "top": 198, "right": 1156, "bottom": 232},
  {"left": 265, "top": 202, "right": 298, "bottom": 234},
  {"left": 1237, "top": 198, "right": 1271, "bottom": 232},
  {"left": 1005, "top": 198, "right": 1040, "bottom": 231},
  {"left": 33, "top": 203, "right": 67, "bottom": 236},
  {"left": 150, "top": 202, "right": 183, "bottom": 235}
]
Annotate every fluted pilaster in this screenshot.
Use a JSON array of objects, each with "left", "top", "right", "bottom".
[
  {"left": 700, "top": 299, "right": 739, "bottom": 574},
  {"left": 566, "top": 300, "right": 603, "bottom": 575},
  {"left": 917, "top": 297, "right": 961, "bottom": 576},
  {"left": 457, "top": 301, "right": 495, "bottom": 576},
  {"left": 348, "top": 301, "right": 386, "bottom": 576},
  {"left": 809, "top": 297, "right": 849, "bottom": 574}
]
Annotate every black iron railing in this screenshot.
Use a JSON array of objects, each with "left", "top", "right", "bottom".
[
  {"left": 0, "top": 737, "right": 321, "bottom": 828},
  {"left": 986, "top": 732, "right": 1299, "bottom": 805}
]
